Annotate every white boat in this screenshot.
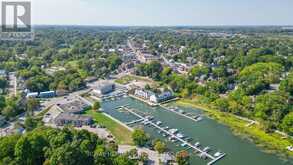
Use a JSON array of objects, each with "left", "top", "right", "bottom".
[
  {"left": 176, "top": 133, "right": 185, "bottom": 138},
  {"left": 194, "top": 142, "right": 200, "bottom": 147},
  {"left": 181, "top": 143, "right": 187, "bottom": 147},
  {"left": 214, "top": 152, "right": 222, "bottom": 157},
  {"left": 179, "top": 110, "right": 185, "bottom": 114},
  {"left": 168, "top": 128, "right": 178, "bottom": 134},
  {"left": 156, "top": 121, "right": 162, "bottom": 125},
  {"left": 203, "top": 146, "right": 210, "bottom": 152}
]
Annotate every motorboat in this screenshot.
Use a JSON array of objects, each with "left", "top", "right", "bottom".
[
  {"left": 156, "top": 121, "right": 162, "bottom": 125},
  {"left": 176, "top": 133, "right": 185, "bottom": 138},
  {"left": 168, "top": 128, "right": 178, "bottom": 134},
  {"left": 181, "top": 143, "right": 187, "bottom": 147},
  {"left": 194, "top": 142, "right": 200, "bottom": 147},
  {"left": 214, "top": 152, "right": 222, "bottom": 157},
  {"left": 203, "top": 146, "right": 210, "bottom": 152}
]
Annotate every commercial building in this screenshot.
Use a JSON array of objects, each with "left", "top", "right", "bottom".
[
  {"left": 39, "top": 91, "right": 56, "bottom": 98},
  {"left": 93, "top": 81, "right": 115, "bottom": 95},
  {"left": 150, "top": 91, "right": 173, "bottom": 103},
  {"left": 54, "top": 99, "right": 92, "bottom": 127},
  {"left": 54, "top": 113, "right": 92, "bottom": 126},
  {"left": 134, "top": 89, "right": 154, "bottom": 100}
]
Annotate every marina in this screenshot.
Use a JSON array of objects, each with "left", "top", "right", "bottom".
[
  {"left": 101, "top": 96, "right": 293, "bottom": 165},
  {"left": 120, "top": 105, "right": 226, "bottom": 164}
]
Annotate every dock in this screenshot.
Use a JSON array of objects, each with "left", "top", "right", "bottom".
[
  {"left": 160, "top": 105, "right": 202, "bottom": 123},
  {"left": 121, "top": 106, "right": 226, "bottom": 165},
  {"left": 126, "top": 119, "right": 144, "bottom": 125}
]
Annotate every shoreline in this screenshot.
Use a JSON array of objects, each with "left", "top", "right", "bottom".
[{"left": 176, "top": 99, "right": 293, "bottom": 160}]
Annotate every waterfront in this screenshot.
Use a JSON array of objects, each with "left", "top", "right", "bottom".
[{"left": 102, "top": 97, "right": 293, "bottom": 165}]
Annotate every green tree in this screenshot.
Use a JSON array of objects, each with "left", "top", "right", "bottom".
[
  {"left": 154, "top": 140, "right": 167, "bottom": 154},
  {"left": 132, "top": 129, "right": 150, "bottom": 147},
  {"left": 281, "top": 112, "right": 293, "bottom": 135}
]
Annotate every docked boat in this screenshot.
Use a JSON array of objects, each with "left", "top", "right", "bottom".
[
  {"left": 214, "top": 152, "right": 222, "bottom": 157},
  {"left": 156, "top": 121, "right": 162, "bottom": 125},
  {"left": 203, "top": 146, "right": 210, "bottom": 152},
  {"left": 168, "top": 128, "right": 178, "bottom": 134},
  {"left": 181, "top": 143, "right": 187, "bottom": 147},
  {"left": 179, "top": 110, "right": 185, "bottom": 114},
  {"left": 194, "top": 142, "right": 200, "bottom": 147},
  {"left": 176, "top": 133, "right": 185, "bottom": 138}
]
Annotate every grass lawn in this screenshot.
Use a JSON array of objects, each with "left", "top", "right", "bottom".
[
  {"left": 115, "top": 75, "right": 158, "bottom": 86},
  {"left": 84, "top": 109, "right": 133, "bottom": 145},
  {"left": 177, "top": 99, "right": 293, "bottom": 158}
]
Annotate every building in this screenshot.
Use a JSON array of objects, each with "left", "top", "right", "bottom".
[
  {"left": 58, "top": 100, "right": 90, "bottom": 114},
  {"left": 150, "top": 91, "right": 173, "bottom": 103},
  {"left": 0, "top": 70, "right": 6, "bottom": 77},
  {"left": 134, "top": 89, "right": 153, "bottom": 100},
  {"left": 93, "top": 81, "right": 115, "bottom": 95},
  {"left": 54, "top": 99, "right": 92, "bottom": 126},
  {"left": 26, "top": 92, "right": 39, "bottom": 98},
  {"left": 0, "top": 115, "right": 6, "bottom": 126},
  {"left": 39, "top": 91, "right": 56, "bottom": 98},
  {"left": 54, "top": 113, "right": 92, "bottom": 127}
]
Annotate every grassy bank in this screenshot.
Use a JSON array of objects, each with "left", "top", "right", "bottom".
[
  {"left": 177, "top": 99, "right": 293, "bottom": 158},
  {"left": 84, "top": 109, "right": 133, "bottom": 145}
]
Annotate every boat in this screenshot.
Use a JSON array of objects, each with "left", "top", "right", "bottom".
[
  {"left": 179, "top": 110, "right": 185, "bottom": 114},
  {"left": 214, "top": 152, "right": 222, "bottom": 157},
  {"left": 168, "top": 128, "right": 178, "bottom": 134},
  {"left": 196, "top": 116, "right": 203, "bottom": 122},
  {"left": 199, "top": 153, "right": 207, "bottom": 159},
  {"left": 181, "top": 143, "right": 187, "bottom": 147},
  {"left": 156, "top": 121, "right": 162, "bottom": 125},
  {"left": 176, "top": 133, "right": 185, "bottom": 138},
  {"left": 194, "top": 142, "right": 200, "bottom": 147},
  {"left": 163, "top": 126, "right": 169, "bottom": 130},
  {"left": 203, "top": 146, "right": 210, "bottom": 152},
  {"left": 162, "top": 134, "right": 167, "bottom": 137}
]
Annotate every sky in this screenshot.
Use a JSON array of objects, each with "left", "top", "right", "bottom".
[{"left": 27, "top": 0, "right": 293, "bottom": 26}]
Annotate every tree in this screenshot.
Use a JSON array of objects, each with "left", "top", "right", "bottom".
[
  {"left": 26, "top": 98, "right": 40, "bottom": 116},
  {"left": 154, "top": 140, "right": 167, "bottom": 154},
  {"left": 0, "top": 78, "right": 8, "bottom": 94},
  {"left": 281, "top": 112, "right": 293, "bottom": 136},
  {"left": 254, "top": 92, "right": 289, "bottom": 124},
  {"left": 132, "top": 129, "right": 150, "bottom": 147},
  {"left": 176, "top": 150, "right": 190, "bottom": 165},
  {"left": 24, "top": 117, "right": 38, "bottom": 131},
  {"left": 92, "top": 101, "right": 101, "bottom": 111}
]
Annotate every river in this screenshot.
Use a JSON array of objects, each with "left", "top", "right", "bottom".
[{"left": 101, "top": 96, "right": 292, "bottom": 165}]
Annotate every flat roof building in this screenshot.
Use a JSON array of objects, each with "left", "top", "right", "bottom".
[
  {"left": 54, "top": 113, "right": 92, "bottom": 127},
  {"left": 93, "top": 81, "right": 115, "bottom": 95}
]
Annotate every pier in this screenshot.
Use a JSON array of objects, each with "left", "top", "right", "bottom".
[
  {"left": 160, "top": 105, "right": 202, "bottom": 123},
  {"left": 120, "top": 106, "right": 226, "bottom": 165}
]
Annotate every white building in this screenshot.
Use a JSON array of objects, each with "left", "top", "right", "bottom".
[
  {"left": 93, "top": 82, "right": 115, "bottom": 95},
  {"left": 134, "top": 89, "right": 153, "bottom": 99},
  {"left": 150, "top": 91, "right": 173, "bottom": 103}
]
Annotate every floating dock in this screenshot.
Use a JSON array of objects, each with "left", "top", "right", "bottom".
[
  {"left": 160, "top": 105, "right": 202, "bottom": 123},
  {"left": 120, "top": 106, "right": 226, "bottom": 165}
]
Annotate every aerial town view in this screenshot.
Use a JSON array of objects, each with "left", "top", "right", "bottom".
[{"left": 0, "top": 0, "right": 293, "bottom": 165}]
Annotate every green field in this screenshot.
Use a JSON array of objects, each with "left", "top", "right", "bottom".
[
  {"left": 84, "top": 109, "right": 133, "bottom": 145},
  {"left": 177, "top": 99, "right": 293, "bottom": 158}
]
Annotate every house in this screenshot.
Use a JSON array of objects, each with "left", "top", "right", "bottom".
[
  {"left": 93, "top": 81, "right": 115, "bottom": 95},
  {"left": 150, "top": 91, "right": 173, "bottom": 103}
]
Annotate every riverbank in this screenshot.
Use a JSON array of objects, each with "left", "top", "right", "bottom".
[
  {"left": 84, "top": 109, "right": 134, "bottom": 145},
  {"left": 176, "top": 99, "right": 293, "bottom": 159}
]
